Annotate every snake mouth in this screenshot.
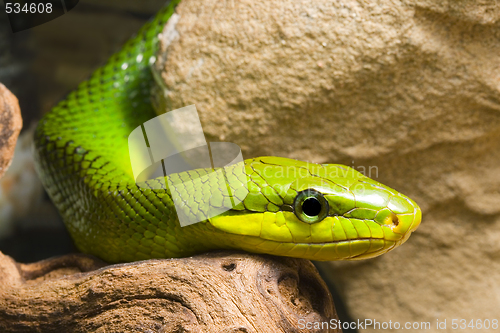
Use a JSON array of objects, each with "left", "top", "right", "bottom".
[
  {"left": 211, "top": 206, "right": 422, "bottom": 261},
  {"left": 223, "top": 234, "right": 406, "bottom": 261}
]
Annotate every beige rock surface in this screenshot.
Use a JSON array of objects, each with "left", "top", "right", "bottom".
[
  {"left": 0, "top": 83, "right": 22, "bottom": 179},
  {"left": 153, "top": 1, "right": 500, "bottom": 332}
]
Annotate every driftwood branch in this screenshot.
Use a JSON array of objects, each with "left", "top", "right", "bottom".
[
  {"left": 0, "top": 251, "right": 339, "bottom": 332},
  {"left": 0, "top": 83, "right": 22, "bottom": 179}
]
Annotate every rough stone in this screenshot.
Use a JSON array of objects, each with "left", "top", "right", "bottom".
[{"left": 153, "top": 1, "right": 500, "bottom": 331}]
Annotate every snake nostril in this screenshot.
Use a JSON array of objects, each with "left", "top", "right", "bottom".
[{"left": 392, "top": 214, "right": 399, "bottom": 226}]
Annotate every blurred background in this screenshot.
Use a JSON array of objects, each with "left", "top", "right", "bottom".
[{"left": 0, "top": 0, "right": 168, "bottom": 262}]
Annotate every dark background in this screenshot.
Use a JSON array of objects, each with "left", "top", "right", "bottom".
[{"left": 0, "top": 0, "right": 166, "bottom": 262}]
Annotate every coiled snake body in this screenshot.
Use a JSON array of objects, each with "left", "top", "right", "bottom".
[{"left": 34, "top": 1, "right": 421, "bottom": 263}]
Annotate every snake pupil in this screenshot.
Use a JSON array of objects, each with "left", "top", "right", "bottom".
[
  {"left": 302, "top": 197, "right": 322, "bottom": 217},
  {"left": 293, "top": 189, "right": 329, "bottom": 223}
]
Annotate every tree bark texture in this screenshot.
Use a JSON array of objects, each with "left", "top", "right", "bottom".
[{"left": 0, "top": 251, "right": 339, "bottom": 333}]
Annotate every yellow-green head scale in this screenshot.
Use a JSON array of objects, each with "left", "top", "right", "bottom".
[{"left": 209, "top": 157, "right": 421, "bottom": 261}]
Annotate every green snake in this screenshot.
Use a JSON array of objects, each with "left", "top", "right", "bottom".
[{"left": 34, "top": 1, "right": 421, "bottom": 263}]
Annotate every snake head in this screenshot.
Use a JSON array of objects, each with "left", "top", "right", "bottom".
[{"left": 208, "top": 157, "right": 421, "bottom": 261}]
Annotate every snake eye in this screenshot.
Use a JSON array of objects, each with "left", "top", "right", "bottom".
[{"left": 293, "top": 189, "right": 329, "bottom": 224}]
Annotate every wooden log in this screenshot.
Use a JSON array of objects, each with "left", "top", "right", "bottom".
[
  {"left": 0, "top": 83, "right": 22, "bottom": 179},
  {"left": 0, "top": 251, "right": 339, "bottom": 332}
]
